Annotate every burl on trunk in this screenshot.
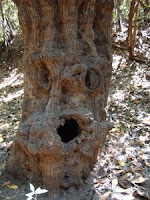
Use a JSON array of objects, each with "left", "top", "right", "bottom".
[{"left": 9, "top": 0, "right": 114, "bottom": 194}]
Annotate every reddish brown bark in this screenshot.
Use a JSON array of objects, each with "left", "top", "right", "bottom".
[{"left": 9, "top": 0, "right": 114, "bottom": 195}]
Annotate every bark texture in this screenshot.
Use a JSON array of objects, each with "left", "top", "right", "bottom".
[{"left": 9, "top": 0, "right": 114, "bottom": 194}]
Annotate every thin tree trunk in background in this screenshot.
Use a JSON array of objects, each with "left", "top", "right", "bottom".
[
  {"left": 133, "top": 1, "right": 139, "bottom": 51},
  {"left": 116, "top": 0, "right": 122, "bottom": 32},
  {"left": 0, "top": 0, "right": 6, "bottom": 47},
  {"left": 127, "top": 0, "right": 135, "bottom": 59},
  {"left": 127, "top": 0, "right": 140, "bottom": 59},
  {"left": 8, "top": 0, "right": 114, "bottom": 196}
]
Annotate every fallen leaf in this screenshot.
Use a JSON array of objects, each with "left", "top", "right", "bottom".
[
  {"left": 120, "top": 173, "right": 132, "bottom": 180},
  {"left": 139, "top": 135, "right": 146, "bottom": 142},
  {"left": 119, "top": 180, "right": 131, "bottom": 189},
  {"left": 132, "top": 158, "right": 139, "bottom": 166},
  {"left": 136, "top": 139, "right": 144, "bottom": 146},
  {"left": 118, "top": 160, "right": 126, "bottom": 167},
  {"left": 117, "top": 188, "right": 131, "bottom": 193},
  {"left": 99, "top": 191, "right": 111, "bottom": 200},
  {"left": 2, "top": 181, "right": 11, "bottom": 187},
  {"left": 136, "top": 189, "right": 150, "bottom": 200},
  {"left": 112, "top": 178, "right": 118, "bottom": 189},
  {"left": 132, "top": 176, "right": 146, "bottom": 184},
  {"left": 132, "top": 168, "right": 144, "bottom": 172},
  {"left": 145, "top": 161, "right": 150, "bottom": 167},
  {"left": 7, "top": 185, "right": 18, "bottom": 189},
  {"left": 134, "top": 100, "right": 139, "bottom": 104},
  {"left": 113, "top": 169, "right": 124, "bottom": 174},
  {"left": 142, "top": 118, "right": 150, "bottom": 125},
  {"left": 94, "top": 177, "right": 109, "bottom": 189},
  {"left": 135, "top": 172, "right": 143, "bottom": 177},
  {"left": 97, "top": 177, "right": 108, "bottom": 185},
  {"left": 6, "top": 141, "right": 13, "bottom": 148},
  {"left": 0, "top": 136, "right": 4, "bottom": 143}
]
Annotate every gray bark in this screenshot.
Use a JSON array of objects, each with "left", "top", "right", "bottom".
[{"left": 9, "top": 0, "right": 114, "bottom": 195}]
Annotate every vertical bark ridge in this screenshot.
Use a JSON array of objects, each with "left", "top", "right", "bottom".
[
  {"left": 94, "top": 0, "right": 114, "bottom": 60},
  {"left": 78, "top": 0, "right": 97, "bottom": 56},
  {"left": 57, "top": 0, "right": 78, "bottom": 60}
]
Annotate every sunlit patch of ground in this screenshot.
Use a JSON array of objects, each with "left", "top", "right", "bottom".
[
  {"left": 0, "top": 66, "right": 23, "bottom": 181},
  {"left": 94, "top": 52, "right": 150, "bottom": 200}
]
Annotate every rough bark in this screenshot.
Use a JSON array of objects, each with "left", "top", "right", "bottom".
[
  {"left": 116, "top": 0, "right": 122, "bottom": 32},
  {"left": 9, "top": 0, "right": 114, "bottom": 195}
]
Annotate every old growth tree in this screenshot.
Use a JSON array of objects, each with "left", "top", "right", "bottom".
[{"left": 9, "top": 0, "right": 114, "bottom": 194}]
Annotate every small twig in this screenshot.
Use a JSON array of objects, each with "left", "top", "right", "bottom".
[
  {"left": 132, "top": 55, "right": 149, "bottom": 63},
  {"left": 112, "top": 43, "right": 127, "bottom": 50}
]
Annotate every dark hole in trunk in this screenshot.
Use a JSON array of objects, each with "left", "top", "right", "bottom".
[{"left": 57, "top": 119, "right": 79, "bottom": 143}]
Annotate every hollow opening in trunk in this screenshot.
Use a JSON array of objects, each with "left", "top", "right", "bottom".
[{"left": 57, "top": 118, "right": 80, "bottom": 143}]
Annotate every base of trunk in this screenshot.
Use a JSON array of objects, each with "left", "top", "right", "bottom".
[{"left": 9, "top": 111, "right": 113, "bottom": 194}]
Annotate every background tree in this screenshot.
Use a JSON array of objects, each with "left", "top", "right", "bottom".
[
  {"left": 0, "top": 0, "right": 6, "bottom": 47},
  {"left": 116, "top": 0, "right": 122, "bottom": 32},
  {"left": 0, "top": 0, "right": 19, "bottom": 52},
  {"left": 112, "top": 0, "right": 149, "bottom": 61},
  {"left": 127, "top": 0, "right": 140, "bottom": 59}
]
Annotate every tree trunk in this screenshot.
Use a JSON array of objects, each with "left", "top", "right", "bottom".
[
  {"left": 9, "top": 0, "right": 114, "bottom": 195},
  {"left": 133, "top": 1, "right": 139, "bottom": 51},
  {"left": 0, "top": 0, "right": 6, "bottom": 47},
  {"left": 116, "top": 0, "right": 122, "bottom": 32},
  {"left": 127, "top": 0, "right": 140, "bottom": 59}
]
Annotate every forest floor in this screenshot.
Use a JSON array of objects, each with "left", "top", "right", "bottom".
[{"left": 0, "top": 34, "right": 150, "bottom": 200}]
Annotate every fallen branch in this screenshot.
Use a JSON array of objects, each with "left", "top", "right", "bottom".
[
  {"left": 112, "top": 43, "right": 127, "bottom": 50},
  {"left": 112, "top": 42, "right": 149, "bottom": 64},
  {"left": 132, "top": 55, "right": 149, "bottom": 63}
]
